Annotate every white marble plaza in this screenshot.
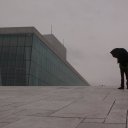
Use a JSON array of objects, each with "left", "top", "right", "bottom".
[{"left": 0, "top": 86, "right": 128, "bottom": 128}]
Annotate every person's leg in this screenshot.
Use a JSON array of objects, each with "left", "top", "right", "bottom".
[
  {"left": 126, "top": 75, "right": 128, "bottom": 89},
  {"left": 124, "top": 67, "right": 128, "bottom": 89},
  {"left": 119, "top": 65, "right": 125, "bottom": 89}
]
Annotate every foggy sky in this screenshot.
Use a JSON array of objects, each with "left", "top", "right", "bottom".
[{"left": 0, "top": 0, "right": 128, "bottom": 86}]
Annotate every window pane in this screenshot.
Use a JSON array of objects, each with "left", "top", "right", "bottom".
[
  {"left": 10, "top": 35, "right": 18, "bottom": 46},
  {"left": 16, "top": 47, "right": 25, "bottom": 60},
  {"left": 26, "top": 60, "right": 30, "bottom": 75},
  {"left": 25, "top": 47, "right": 31, "bottom": 60},
  {"left": 25, "top": 34, "right": 32, "bottom": 46},
  {"left": 8, "top": 47, "right": 17, "bottom": 61},
  {"left": 2, "top": 35, "right": 10, "bottom": 46},
  {"left": 0, "top": 36, "right": 3, "bottom": 46},
  {"left": 17, "top": 35, "right": 25, "bottom": 46}
]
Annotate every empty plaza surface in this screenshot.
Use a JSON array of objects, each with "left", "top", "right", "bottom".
[{"left": 0, "top": 86, "right": 128, "bottom": 128}]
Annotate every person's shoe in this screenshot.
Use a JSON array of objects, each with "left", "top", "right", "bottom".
[
  {"left": 126, "top": 82, "right": 128, "bottom": 89},
  {"left": 118, "top": 87, "right": 124, "bottom": 89}
]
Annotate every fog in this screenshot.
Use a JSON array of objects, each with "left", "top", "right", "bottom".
[{"left": 0, "top": 0, "right": 128, "bottom": 86}]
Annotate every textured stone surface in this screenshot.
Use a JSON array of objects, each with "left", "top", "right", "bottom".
[
  {"left": 2, "top": 117, "right": 82, "bottom": 128},
  {"left": 83, "top": 118, "right": 105, "bottom": 123},
  {"left": 77, "top": 123, "right": 125, "bottom": 128},
  {"left": 0, "top": 86, "right": 128, "bottom": 128}
]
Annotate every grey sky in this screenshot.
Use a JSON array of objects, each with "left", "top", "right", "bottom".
[{"left": 0, "top": 0, "right": 128, "bottom": 86}]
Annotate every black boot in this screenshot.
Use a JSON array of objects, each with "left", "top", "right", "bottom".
[
  {"left": 118, "top": 86, "right": 124, "bottom": 89},
  {"left": 118, "top": 78, "right": 124, "bottom": 89},
  {"left": 126, "top": 81, "right": 128, "bottom": 89}
]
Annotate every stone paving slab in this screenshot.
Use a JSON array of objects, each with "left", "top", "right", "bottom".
[
  {"left": 0, "top": 86, "right": 128, "bottom": 128},
  {"left": 83, "top": 118, "right": 105, "bottom": 123},
  {"left": 51, "top": 99, "right": 114, "bottom": 118},
  {"left": 77, "top": 123, "right": 125, "bottom": 128},
  {"left": 0, "top": 123, "right": 9, "bottom": 128},
  {"left": 105, "top": 109, "right": 127, "bottom": 123},
  {"left": 2, "top": 117, "right": 82, "bottom": 128}
]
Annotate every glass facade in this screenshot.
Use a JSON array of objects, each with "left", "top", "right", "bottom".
[
  {"left": 0, "top": 32, "right": 88, "bottom": 86},
  {"left": 0, "top": 34, "right": 32, "bottom": 86}
]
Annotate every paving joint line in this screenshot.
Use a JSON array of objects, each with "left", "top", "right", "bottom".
[
  {"left": 49, "top": 97, "right": 82, "bottom": 116},
  {"left": 126, "top": 110, "right": 128, "bottom": 128},
  {"left": 103, "top": 92, "right": 112, "bottom": 101},
  {"left": 103, "top": 99, "right": 116, "bottom": 123},
  {"left": 107, "top": 99, "right": 116, "bottom": 116},
  {"left": 75, "top": 117, "right": 86, "bottom": 128},
  {"left": 43, "top": 115, "right": 84, "bottom": 119}
]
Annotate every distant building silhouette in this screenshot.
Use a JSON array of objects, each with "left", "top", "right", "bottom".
[{"left": 0, "top": 27, "right": 89, "bottom": 86}]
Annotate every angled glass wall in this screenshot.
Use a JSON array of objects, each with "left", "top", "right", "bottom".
[{"left": 29, "top": 34, "right": 87, "bottom": 86}]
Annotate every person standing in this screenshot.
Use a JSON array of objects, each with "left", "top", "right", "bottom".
[{"left": 110, "top": 48, "right": 128, "bottom": 89}]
